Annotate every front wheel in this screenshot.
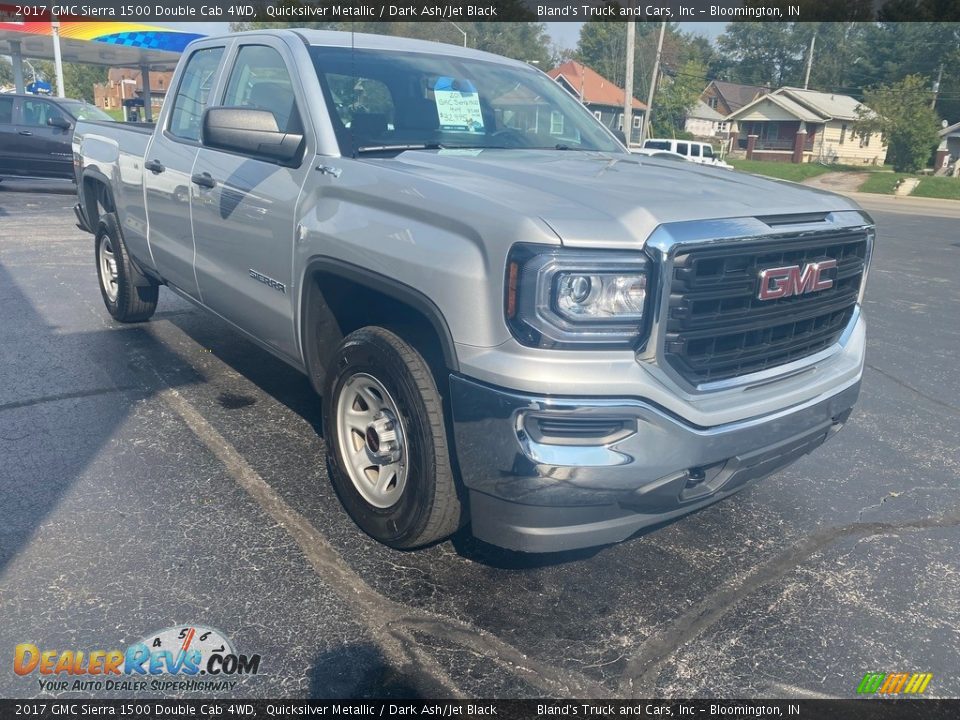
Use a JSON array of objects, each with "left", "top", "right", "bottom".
[
  {"left": 95, "top": 213, "right": 158, "bottom": 322},
  {"left": 323, "top": 327, "right": 463, "bottom": 549}
]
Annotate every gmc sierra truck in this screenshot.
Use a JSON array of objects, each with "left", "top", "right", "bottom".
[{"left": 73, "top": 30, "right": 873, "bottom": 553}]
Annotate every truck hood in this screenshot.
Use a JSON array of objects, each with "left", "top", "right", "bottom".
[{"left": 374, "top": 149, "right": 862, "bottom": 247}]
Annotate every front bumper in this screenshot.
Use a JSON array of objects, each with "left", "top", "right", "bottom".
[{"left": 450, "top": 374, "right": 861, "bottom": 552}]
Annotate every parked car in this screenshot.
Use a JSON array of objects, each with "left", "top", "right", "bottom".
[
  {"left": 0, "top": 94, "right": 114, "bottom": 182},
  {"left": 631, "top": 147, "right": 691, "bottom": 162},
  {"left": 73, "top": 30, "right": 873, "bottom": 552},
  {"left": 643, "top": 138, "right": 733, "bottom": 169}
]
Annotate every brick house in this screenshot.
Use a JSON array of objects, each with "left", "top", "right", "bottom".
[{"left": 94, "top": 68, "right": 174, "bottom": 114}]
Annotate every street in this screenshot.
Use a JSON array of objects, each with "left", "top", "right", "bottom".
[{"left": 1, "top": 178, "right": 958, "bottom": 699}]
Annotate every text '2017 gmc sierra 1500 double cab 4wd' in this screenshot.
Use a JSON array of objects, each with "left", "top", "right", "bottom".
[{"left": 74, "top": 30, "right": 873, "bottom": 553}]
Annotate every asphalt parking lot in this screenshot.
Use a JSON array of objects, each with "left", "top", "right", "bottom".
[{"left": 1, "top": 178, "right": 958, "bottom": 700}]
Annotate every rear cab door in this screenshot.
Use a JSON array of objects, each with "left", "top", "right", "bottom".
[
  {"left": 144, "top": 42, "right": 228, "bottom": 300},
  {"left": 190, "top": 35, "right": 317, "bottom": 361}
]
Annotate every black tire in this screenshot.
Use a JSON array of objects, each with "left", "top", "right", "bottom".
[
  {"left": 95, "top": 212, "right": 158, "bottom": 322},
  {"left": 323, "top": 327, "right": 464, "bottom": 549}
]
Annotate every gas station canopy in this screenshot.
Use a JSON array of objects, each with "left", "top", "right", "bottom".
[{"left": 0, "top": 20, "right": 202, "bottom": 70}]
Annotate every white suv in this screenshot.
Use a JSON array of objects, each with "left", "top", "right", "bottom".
[{"left": 642, "top": 139, "right": 732, "bottom": 169}]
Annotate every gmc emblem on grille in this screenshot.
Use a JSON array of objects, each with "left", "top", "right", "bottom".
[{"left": 757, "top": 259, "right": 837, "bottom": 301}]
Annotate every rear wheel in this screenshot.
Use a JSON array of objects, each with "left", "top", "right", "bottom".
[
  {"left": 95, "top": 212, "right": 158, "bottom": 322},
  {"left": 323, "top": 327, "right": 463, "bottom": 549}
]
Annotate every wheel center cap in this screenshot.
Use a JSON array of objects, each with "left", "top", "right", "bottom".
[{"left": 366, "top": 414, "right": 401, "bottom": 463}]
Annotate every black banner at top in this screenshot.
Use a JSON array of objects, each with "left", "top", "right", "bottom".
[{"left": 2, "top": 0, "right": 960, "bottom": 23}]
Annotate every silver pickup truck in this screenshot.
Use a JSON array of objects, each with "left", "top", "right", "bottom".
[{"left": 74, "top": 30, "right": 873, "bottom": 553}]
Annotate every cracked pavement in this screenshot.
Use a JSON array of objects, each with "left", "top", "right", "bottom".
[{"left": 0, "top": 179, "right": 958, "bottom": 699}]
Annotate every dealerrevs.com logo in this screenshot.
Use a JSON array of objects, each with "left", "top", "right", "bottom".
[{"left": 13, "top": 626, "right": 261, "bottom": 693}]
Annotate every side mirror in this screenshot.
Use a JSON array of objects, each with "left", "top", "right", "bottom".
[
  {"left": 202, "top": 107, "right": 303, "bottom": 165},
  {"left": 48, "top": 116, "right": 71, "bottom": 130}
]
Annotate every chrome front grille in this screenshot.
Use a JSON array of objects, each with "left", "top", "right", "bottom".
[{"left": 661, "top": 229, "right": 868, "bottom": 384}]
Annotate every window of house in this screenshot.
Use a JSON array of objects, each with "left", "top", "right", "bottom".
[
  {"left": 859, "top": 131, "right": 871, "bottom": 148},
  {"left": 708, "top": 97, "right": 718, "bottom": 109},
  {"left": 593, "top": 110, "right": 602, "bottom": 121},
  {"left": 633, "top": 115, "right": 642, "bottom": 129},
  {"left": 617, "top": 113, "right": 624, "bottom": 130},
  {"left": 839, "top": 123, "right": 847, "bottom": 144},
  {"left": 550, "top": 111, "right": 564, "bottom": 135}
]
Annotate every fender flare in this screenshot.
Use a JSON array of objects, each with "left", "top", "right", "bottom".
[{"left": 300, "top": 257, "right": 460, "bottom": 388}]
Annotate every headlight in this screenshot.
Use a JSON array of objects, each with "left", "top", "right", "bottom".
[{"left": 505, "top": 244, "right": 652, "bottom": 348}]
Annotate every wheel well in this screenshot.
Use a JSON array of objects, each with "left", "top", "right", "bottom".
[
  {"left": 82, "top": 175, "right": 114, "bottom": 230},
  {"left": 303, "top": 269, "right": 457, "bottom": 395}
]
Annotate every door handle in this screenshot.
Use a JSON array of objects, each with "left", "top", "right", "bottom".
[
  {"left": 191, "top": 172, "right": 216, "bottom": 189},
  {"left": 18, "top": 130, "right": 32, "bottom": 136},
  {"left": 144, "top": 159, "right": 165, "bottom": 174}
]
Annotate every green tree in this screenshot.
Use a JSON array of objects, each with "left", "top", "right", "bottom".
[
  {"left": 652, "top": 60, "right": 705, "bottom": 137},
  {"left": 0, "top": 57, "right": 13, "bottom": 87},
  {"left": 856, "top": 75, "right": 941, "bottom": 172},
  {"left": 32, "top": 60, "right": 107, "bottom": 101}
]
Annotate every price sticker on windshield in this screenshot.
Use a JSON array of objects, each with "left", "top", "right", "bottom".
[{"left": 433, "top": 77, "right": 484, "bottom": 133}]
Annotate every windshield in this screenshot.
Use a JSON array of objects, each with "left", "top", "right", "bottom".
[
  {"left": 310, "top": 46, "right": 623, "bottom": 155},
  {"left": 60, "top": 101, "right": 114, "bottom": 122}
]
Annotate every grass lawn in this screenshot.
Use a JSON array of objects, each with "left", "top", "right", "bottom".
[
  {"left": 728, "top": 158, "right": 884, "bottom": 183},
  {"left": 858, "top": 173, "right": 914, "bottom": 195},
  {"left": 103, "top": 108, "right": 126, "bottom": 121},
  {"left": 912, "top": 177, "right": 960, "bottom": 200},
  {"left": 727, "top": 158, "right": 835, "bottom": 182}
]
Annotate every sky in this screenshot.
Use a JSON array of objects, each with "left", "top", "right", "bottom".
[{"left": 175, "top": 21, "right": 725, "bottom": 51}]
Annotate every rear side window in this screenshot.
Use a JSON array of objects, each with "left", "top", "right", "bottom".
[
  {"left": 169, "top": 46, "right": 224, "bottom": 141},
  {"left": 676, "top": 142, "right": 689, "bottom": 156},
  {"left": 222, "top": 45, "right": 302, "bottom": 135},
  {"left": 0, "top": 97, "right": 13, "bottom": 124},
  {"left": 691, "top": 144, "right": 701, "bottom": 157}
]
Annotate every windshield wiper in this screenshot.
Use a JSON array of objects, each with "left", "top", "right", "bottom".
[{"left": 355, "top": 143, "right": 445, "bottom": 155}]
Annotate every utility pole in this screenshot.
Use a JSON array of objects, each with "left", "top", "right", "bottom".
[
  {"left": 803, "top": 31, "right": 816, "bottom": 90},
  {"left": 449, "top": 21, "right": 467, "bottom": 48},
  {"left": 931, "top": 63, "right": 944, "bottom": 110},
  {"left": 640, "top": 21, "right": 666, "bottom": 146},
  {"left": 623, "top": 21, "right": 636, "bottom": 148},
  {"left": 52, "top": 17, "right": 66, "bottom": 97}
]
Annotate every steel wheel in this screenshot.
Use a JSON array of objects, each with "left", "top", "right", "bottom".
[
  {"left": 334, "top": 372, "right": 408, "bottom": 509},
  {"left": 98, "top": 234, "right": 119, "bottom": 303}
]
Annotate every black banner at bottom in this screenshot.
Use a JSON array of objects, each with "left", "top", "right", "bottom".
[{"left": 1, "top": 700, "right": 958, "bottom": 720}]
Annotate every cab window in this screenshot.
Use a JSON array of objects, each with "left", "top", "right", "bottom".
[
  {"left": 21, "top": 99, "right": 66, "bottom": 127},
  {"left": 169, "top": 46, "right": 225, "bottom": 141},
  {"left": 0, "top": 97, "right": 13, "bottom": 124},
  {"left": 222, "top": 45, "right": 302, "bottom": 135}
]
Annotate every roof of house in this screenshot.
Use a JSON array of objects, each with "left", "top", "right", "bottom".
[
  {"left": 725, "top": 87, "right": 872, "bottom": 123},
  {"left": 687, "top": 99, "right": 725, "bottom": 121},
  {"left": 706, "top": 80, "right": 769, "bottom": 111},
  {"left": 547, "top": 61, "right": 646, "bottom": 111}
]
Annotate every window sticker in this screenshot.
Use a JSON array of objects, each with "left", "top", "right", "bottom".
[{"left": 433, "top": 77, "right": 484, "bottom": 133}]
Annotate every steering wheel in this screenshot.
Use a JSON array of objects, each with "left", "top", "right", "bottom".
[{"left": 490, "top": 128, "right": 528, "bottom": 147}]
